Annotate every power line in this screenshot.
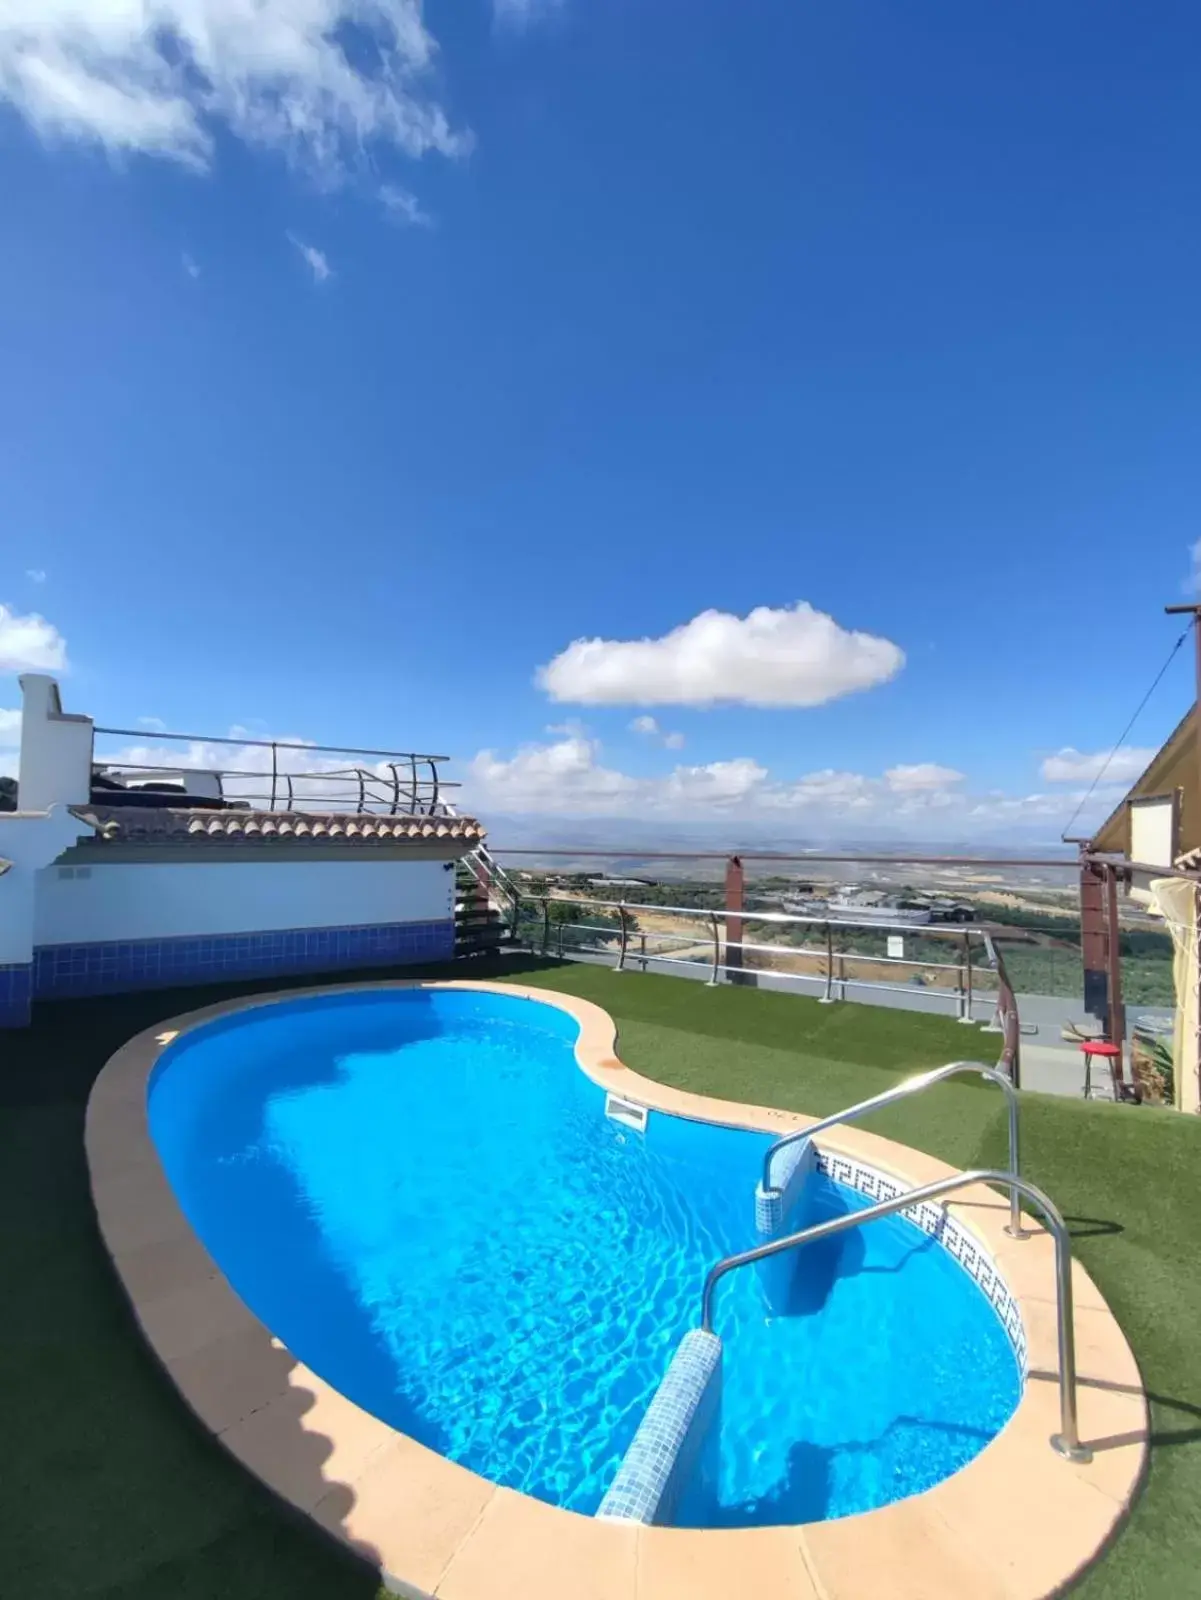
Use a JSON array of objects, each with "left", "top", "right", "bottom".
[{"left": 1061, "top": 624, "right": 1191, "bottom": 841}]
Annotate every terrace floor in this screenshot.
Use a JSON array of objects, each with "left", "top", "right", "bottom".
[{"left": 5, "top": 955, "right": 1200, "bottom": 1599}]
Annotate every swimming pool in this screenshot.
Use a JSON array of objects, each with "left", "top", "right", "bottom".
[{"left": 148, "top": 985, "right": 1021, "bottom": 1527}]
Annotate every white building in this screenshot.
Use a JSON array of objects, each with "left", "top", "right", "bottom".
[{"left": 0, "top": 676, "right": 482, "bottom": 1027}]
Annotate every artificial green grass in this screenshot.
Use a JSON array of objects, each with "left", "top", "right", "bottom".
[{"left": 3, "top": 956, "right": 1198, "bottom": 1597}]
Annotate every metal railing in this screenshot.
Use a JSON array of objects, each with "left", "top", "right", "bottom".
[
  {"left": 91, "top": 726, "right": 457, "bottom": 816},
  {"left": 699, "top": 1168, "right": 1091, "bottom": 1463},
  {"left": 515, "top": 893, "right": 1023, "bottom": 1080},
  {"left": 761, "top": 1060, "right": 1024, "bottom": 1236},
  {"left": 447, "top": 813, "right": 524, "bottom": 934}
]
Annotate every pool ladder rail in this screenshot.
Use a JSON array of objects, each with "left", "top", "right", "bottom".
[
  {"left": 761, "top": 1060, "right": 1023, "bottom": 1239},
  {"left": 704, "top": 1167, "right": 1090, "bottom": 1462},
  {"left": 727, "top": 1061, "right": 1091, "bottom": 1463}
]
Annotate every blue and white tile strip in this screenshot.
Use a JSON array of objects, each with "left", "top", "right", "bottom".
[
  {"left": 24, "top": 919, "right": 455, "bottom": 1004},
  {"left": 813, "top": 1147, "right": 1028, "bottom": 1374},
  {"left": 596, "top": 1329, "right": 722, "bottom": 1526}
]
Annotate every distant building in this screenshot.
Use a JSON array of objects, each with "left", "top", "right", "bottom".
[
  {"left": 1085, "top": 704, "right": 1199, "bottom": 1111},
  {"left": 1089, "top": 706, "right": 1197, "bottom": 866}
]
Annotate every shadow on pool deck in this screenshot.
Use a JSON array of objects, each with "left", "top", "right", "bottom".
[{"left": 2, "top": 969, "right": 462, "bottom": 1599}]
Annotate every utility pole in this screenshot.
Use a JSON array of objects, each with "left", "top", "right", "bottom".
[{"left": 1164, "top": 603, "right": 1201, "bottom": 813}]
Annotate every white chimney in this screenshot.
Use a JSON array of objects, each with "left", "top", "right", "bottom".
[{"left": 17, "top": 675, "right": 94, "bottom": 812}]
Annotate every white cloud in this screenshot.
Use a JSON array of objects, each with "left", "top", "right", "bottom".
[
  {"left": 0, "top": 604, "right": 68, "bottom": 673},
  {"left": 1188, "top": 539, "right": 1201, "bottom": 595},
  {"left": 289, "top": 234, "right": 332, "bottom": 283},
  {"left": 660, "top": 757, "right": 766, "bottom": 808},
  {"left": 630, "top": 714, "right": 685, "bottom": 750},
  {"left": 0, "top": 1, "right": 467, "bottom": 187},
  {"left": 25, "top": 568, "right": 46, "bottom": 583},
  {"left": 1041, "top": 746, "right": 1155, "bottom": 784},
  {"left": 468, "top": 736, "right": 974, "bottom": 826},
  {"left": 885, "top": 763, "right": 965, "bottom": 793},
  {"left": 537, "top": 603, "right": 905, "bottom": 708},
  {"left": 469, "top": 735, "right": 640, "bottom": 815},
  {"left": 182, "top": 252, "right": 201, "bottom": 279},
  {"left": 463, "top": 732, "right": 1133, "bottom": 840},
  {"left": 380, "top": 183, "right": 432, "bottom": 226},
  {"left": 0, "top": 708, "right": 21, "bottom": 745},
  {"left": 492, "top": 0, "right": 563, "bottom": 27}
]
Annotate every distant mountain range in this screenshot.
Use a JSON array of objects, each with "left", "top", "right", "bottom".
[{"left": 474, "top": 811, "right": 1080, "bottom": 862}]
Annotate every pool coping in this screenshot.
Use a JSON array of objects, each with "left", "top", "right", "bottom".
[{"left": 86, "top": 977, "right": 1149, "bottom": 1600}]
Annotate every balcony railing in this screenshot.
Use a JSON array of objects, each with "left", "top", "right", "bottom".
[
  {"left": 90, "top": 726, "right": 458, "bottom": 816},
  {"left": 512, "top": 892, "right": 1023, "bottom": 1083}
]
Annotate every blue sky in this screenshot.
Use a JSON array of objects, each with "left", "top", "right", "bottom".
[{"left": 1, "top": 0, "right": 1199, "bottom": 842}]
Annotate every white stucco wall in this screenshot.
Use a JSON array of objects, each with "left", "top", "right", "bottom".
[
  {"left": 0, "top": 808, "right": 96, "bottom": 964},
  {"left": 33, "top": 858, "right": 455, "bottom": 947}
]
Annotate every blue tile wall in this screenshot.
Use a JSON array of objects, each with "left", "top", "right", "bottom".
[
  {"left": 31, "top": 919, "right": 455, "bottom": 1000},
  {"left": 597, "top": 1329, "right": 722, "bottom": 1525},
  {"left": 0, "top": 962, "right": 33, "bottom": 1028}
]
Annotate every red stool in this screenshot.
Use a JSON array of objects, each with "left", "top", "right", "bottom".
[{"left": 1079, "top": 1040, "right": 1123, "bottom": 1101}]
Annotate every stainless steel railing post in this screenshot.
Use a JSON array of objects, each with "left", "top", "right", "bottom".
[
  {"left": 958, "top": 929, "right": 976, "bottom": 1023},
  {"left": 707, "top": 913, "right": 721, "bottom": 985},
  {"left": 820, "top": 923, "right": 835, "bottom": 1003}
]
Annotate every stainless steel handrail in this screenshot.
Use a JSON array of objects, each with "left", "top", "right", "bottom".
[
  {"left": 761, "top": 1061, "right": 1023, "bottom": 1238},
  {"left": 700, "top": 1168, "right": 1092, "bottom": 1463},
  {"left": 517, "top": 891, "right": 1020, "bottom": 1043},
  {"left": 521, "top": 893, "right": 981, "bottom": 936},
  {"left": 450, "top": 819, "right": 525, "bottom": 936}
]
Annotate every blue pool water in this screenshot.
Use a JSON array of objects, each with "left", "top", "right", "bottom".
[{"left": 148, "top": 987, "right": 1020, "bottom": 1525}]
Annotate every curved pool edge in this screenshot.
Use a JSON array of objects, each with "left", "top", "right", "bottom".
[{"left": 86, "top": 978, "right": 1148, "bottom": 1600}]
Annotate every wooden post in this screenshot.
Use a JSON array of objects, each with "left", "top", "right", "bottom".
[
  {"left": 1079, "top": 851, "right": 1110, "bottom": 1024},
  {"left": 1104, "top": 862, "right": 1127, "bottom": 1086},
  {"left": 725, "top": 855, "right": 744, "bottom": 986},
  {"left": 1164, "top": 603, "right": 1201, "bottom": 811}
]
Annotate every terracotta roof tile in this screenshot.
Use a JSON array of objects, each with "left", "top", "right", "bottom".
[{"left": 71, "top": 805, "right": 485, "bottom": 847}]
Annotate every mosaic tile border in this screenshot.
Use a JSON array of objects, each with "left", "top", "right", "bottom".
[
  {"left": 755, "top": 1134, "right": 816, "bottom": 1237},
  {"left": 597, "top": 1329, "right": 721, "bottom": 1525},
  {"left": 815, "top": 1148, "right": 1028, "bottom": 1373}
]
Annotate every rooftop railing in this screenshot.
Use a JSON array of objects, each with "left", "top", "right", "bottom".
[
  {"left": 90, "top": 726, "right": 458, "bottom": 816},
  {"left": 513, "top": 890, "right": 1024, "bottom": 1083}
]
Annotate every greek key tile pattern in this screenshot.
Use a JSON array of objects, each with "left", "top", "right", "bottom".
[{"left": 815, "top": 1149, "right": 1027, "bottom": 1373}]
